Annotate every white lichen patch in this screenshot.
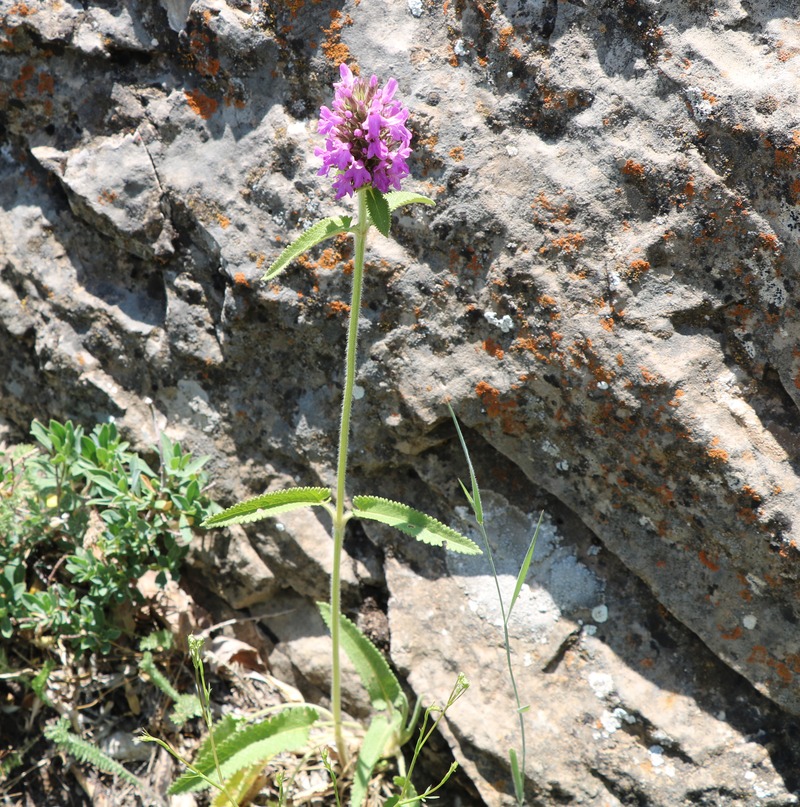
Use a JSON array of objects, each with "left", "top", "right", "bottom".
[{"left": 449, "top": 492, "right": 602, "bottom": 643}]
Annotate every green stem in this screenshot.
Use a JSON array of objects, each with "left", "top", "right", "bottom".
[
  {"left": 480, "top": 521, "right": 526, "bottom": 804},
  {"left": 331, "top": 187, "right": 368, "bottom": 765}
]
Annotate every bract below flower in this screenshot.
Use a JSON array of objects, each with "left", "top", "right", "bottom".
[{"left": 315, "top": 64, "right": 412, "bottom": 200}]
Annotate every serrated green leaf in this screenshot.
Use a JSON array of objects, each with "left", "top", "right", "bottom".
[
  {"left": 350, "top": 713, "right": 402, "bottom": 807},
  {"left": 318, "top": 602, "right": 407, "bottom": 715},
  {"left": 170, "top": 708, "right": 317, "bottom": 794},
  {"left": 263, "top": 216, "right": 352, "bottom": 281},
  {"left": 352, "top": 496, "right": 481, "bottom": 555},
  {"left": 201, "top": 487, "right": 332, "bottom": 528},
  {"left": 507, "top": 511, "right": 543, "bottom": 623},
  {"left": 365, "top": 187, "right": 391, "bottom": 237},
  {"left": 169, "top": 714, "right": 240, "bottom": 794},
  {"left": 383, "top": 191, "right": 436, "bottom": 212}
]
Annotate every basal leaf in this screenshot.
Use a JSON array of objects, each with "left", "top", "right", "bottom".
[
  {"left": 365, "top": 187, "right": 391, "bottom": 237},
  {"left": 318, "top": 602, "right": 407, "bottom": 716},
  {"left": 172, "top": 714, "right": 240, "bottom": 794},
  {"left": 263, "top": 216, "right": 352, "bottom": 281},
  {"left": 349, "top": 713, "right": 402, "bottom": 807},
  {"left": 169, "top": 708, "right": 317, "bottom": 794},
  {"left": 201, "top": 487, "right": 332, "bottom": 528},
  {"left": 383, "top": 191, "right": 436, "bottom": 213},
  {"left": 217, "top": 707, "right": 317, "bottom": 781},
  {"left": 352, "top": 496, "right": 481, "bottom": 555}
]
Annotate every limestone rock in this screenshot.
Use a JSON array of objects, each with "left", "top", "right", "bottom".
[{"left": 2, "top": 0, "right": 800, "bottom": 802}]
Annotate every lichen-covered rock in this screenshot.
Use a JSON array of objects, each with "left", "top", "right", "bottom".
[{"left": 2, "top": 0, "right": 800, "bottom": 802}]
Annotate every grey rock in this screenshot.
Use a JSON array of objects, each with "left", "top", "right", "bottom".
[{"left": 3, "top": 0, "right": 800, "bottom": 802}]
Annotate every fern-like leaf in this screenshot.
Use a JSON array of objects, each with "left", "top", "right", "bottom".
[
  {"left": 170, "top": 707, "right": 318, "bottom": 794},
  {"left": 201, "top": 487, "right": 332, "bottom": 528},
  {"left": 318, "top": 603, "right": 407, "bottom": 715},
  {"left": 263, "top": 216, "right": 352, "bottom": 281},
  {"left": 44, "top": 718, "right": 142, "bottom": 788},
  {"left": 352, "top": 496, "right": 481, "bottom": 555}
]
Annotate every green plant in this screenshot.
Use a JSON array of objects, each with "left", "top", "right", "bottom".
[
  {"left": 202, "top": 65, "right": 481, "bottom": 802},
  {"left": 450, "top": 405, "right": 542, "bottom": 805},
  {"left": 142, "top": 636, "right": 319, "bottom": 807},
  {"left": 44, "top": 716, "right": 144, "bottom": 789},
  {"left": 139, "top": 649, "right": 203, "bottom": 728},
  {"left": 0, "top": 419, "right": 220, "bottom": 655}
]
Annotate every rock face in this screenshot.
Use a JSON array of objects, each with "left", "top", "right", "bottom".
[{"left": 2, "top": 0, "right": 800, "bottom": 803}]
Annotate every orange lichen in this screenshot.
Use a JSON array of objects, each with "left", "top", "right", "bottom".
[
  {"left": 217, "top": 214, "right": 230, "bottom": 229},
  {"left": 541, "top": 233, "right": 585, "bottom": 255},
  {"left": 321, "top": 10, "right": 352, "bottom": 65},
  {"left": 621, "top": 159, "right": 646, "bottom": 178},
  {"left": 706, "top": 437, "right": 729, "bottom": 463},
  {"left": 8, "top": 2, "right": 36, "bottom": 15},
  {"left": 185, "top": 88, "right": 217, "bottom": 119},
  {"left": 698, "top": 550, "right": 720, "bottom": 571},
  {"left": 36, "top": 72, "right": 53, "bottom": 94},
  {"left": 639, "top": 367, "right": 661, "bottom": 385},
  {"left": 512, "top": 336, "right": 550, "bottom": 363},
  {"left": 668, "top": 389, "right": 685, "bottom": 407},
  {"left": 233, "top": 272, "right": 249, "bottom": 287},
  {"left": 12, "top": 63, "right": 34, "bottom": 98},
  {"left": 498, "top": 25, "right": 513, "bottom": 51},
  {"left": 758, "top": 232, "right": 781, "bottom": 252},
  {"left": 720, "top": 625, "right": 743, "bottom": 641},
  {"left": 475, "top": 381, "right": 524, "bottom": 435},
  {"left": 627, "top": 259, "right": 650, "bottom": 280},
  {"left": 449, "top": 146, "right": 464, "bottom": 162},
  {"left": 482, "top": 338, "right": 504, "bottom": 359},
  {"left": 327, "top": 300, "right": 350, "bottom": 316}
]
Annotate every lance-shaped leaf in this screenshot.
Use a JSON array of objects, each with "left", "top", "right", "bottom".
[
  {"left": 169, "top": 707, "right": 318, "bottom": 794},
  {"left": 263, "top": 215, "right": 352, "bottom": 281},
  {"left": 349, "top": 713, "right": 403, "bottom": 807},
  {"left": 352, "top": 496, "right": 481, "bottom": 555},
  {"left": 201, "top": 487, "right": 331, "bottom": 528},
  {"left": 318, "top": 602, "right": 407, "bottom": 715},
  {"left": 507, "top": 511, "right": 544, "bottom": 623}
]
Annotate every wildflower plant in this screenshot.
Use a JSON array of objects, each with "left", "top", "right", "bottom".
[{"left": 202, "top": 64, "right": 482, "bottom": 798}]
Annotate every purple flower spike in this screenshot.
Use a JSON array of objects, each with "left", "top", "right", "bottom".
[{"left": 315, "top": 64, "right": 413, "bottom": 200}]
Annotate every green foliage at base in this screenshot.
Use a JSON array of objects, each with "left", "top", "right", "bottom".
[
  {"left": 167, "top": 707, "right": 319, "bottom": 795},
  {"left": 0, "top": 419, "right": 220, "bottom": 655}
]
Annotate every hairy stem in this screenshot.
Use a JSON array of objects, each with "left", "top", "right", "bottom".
[{"left": 331, "top": 187, "right": 368, "bottom": 765}]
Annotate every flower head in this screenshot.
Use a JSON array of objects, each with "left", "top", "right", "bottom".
[{"left": 315, "top": 64, "right": 412, "bottom": 200}]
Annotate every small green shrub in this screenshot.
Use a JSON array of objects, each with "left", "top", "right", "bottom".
[{"left": 0, "top": 419, "right": 220, "bottom": 655}]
